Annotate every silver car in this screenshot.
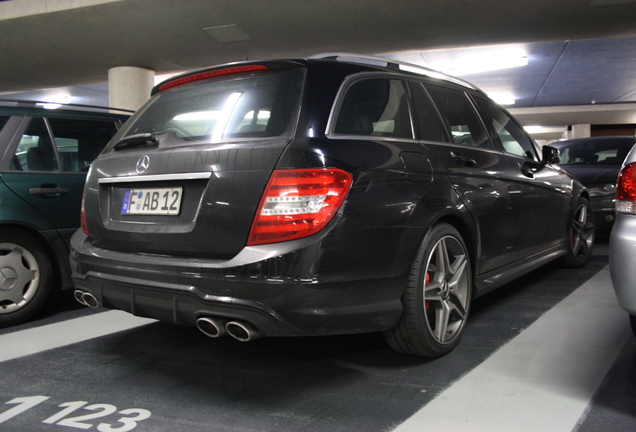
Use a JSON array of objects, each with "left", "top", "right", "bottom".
[{"left": 609, "top": 141, "right": 636, "bottom": 336}]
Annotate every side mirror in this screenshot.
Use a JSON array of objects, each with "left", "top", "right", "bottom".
[{"left": 542, "top": 145, "right": 560, "bottom": 165}]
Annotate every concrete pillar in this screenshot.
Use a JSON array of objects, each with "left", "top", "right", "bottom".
[
  {"left": 570, "top": 124, "right": 591, "bottom": 139},
  {"left": 108, "top": 66, "right": 155, "bottom": 112}
]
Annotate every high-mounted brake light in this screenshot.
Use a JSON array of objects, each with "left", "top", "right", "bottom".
[
  {"left": 616, "top": 162, "right": 636, "bottom": 214},
  {"left": 157, "top": 65, "right": 268, "bottom": 92},
  {"left": 247, "top": 169, "right": 353, "bottom": 245}
]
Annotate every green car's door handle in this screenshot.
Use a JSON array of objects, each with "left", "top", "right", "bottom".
[{"left": 29, "top": 187, "right": 69, "bottom": 198}]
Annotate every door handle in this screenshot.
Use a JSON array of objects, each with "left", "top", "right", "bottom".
[
  {"left": 29, "top": 187, "right": 68, "bottom": 198},
  {"left": 450, "top": 151, "right": 477, "bottom": 167}
]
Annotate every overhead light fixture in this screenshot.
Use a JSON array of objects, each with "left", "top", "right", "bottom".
[
  {"left": 203, "top": 24, "right": 252, "bottom": 43},
  {"left": 440, "top": 54, "right": 528, "bottom": 76},
  {"left": 523, "top": 126, "right": 568, "bottom": 134},
  {"left": 39, "top": 95, "right": 71, "bottom": 110},
  {"left": 488, "top": 93, "right": 516, "bottom": 106}
]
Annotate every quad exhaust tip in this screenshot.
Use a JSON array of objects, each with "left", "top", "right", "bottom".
[
  {"left": 73, "top": 290, "right": 100, "bottom": 308},
  {"left": 196, "top": 317, "right": 262, "bottom": 342},
  {"left": 196, "top": 317, "right": 228, "bottom": 338},
  {"left": 225, "top": 320, "right": 262, "bottom": 342}
]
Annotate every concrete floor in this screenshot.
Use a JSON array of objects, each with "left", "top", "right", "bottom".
[{"left": 1, "top": 244, "right": 634, "bottom": 431}]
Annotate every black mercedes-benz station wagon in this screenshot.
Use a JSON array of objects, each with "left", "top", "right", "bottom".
[{"left": 70, "top": 54, "right": 595, "bottom": 357}]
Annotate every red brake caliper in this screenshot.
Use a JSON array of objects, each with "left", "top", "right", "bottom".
[{"left": 425, "top": 272, "right": 431, "bottom": 311}]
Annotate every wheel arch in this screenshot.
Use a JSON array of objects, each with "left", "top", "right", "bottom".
[
  {"left": 0, "top": 223, "right": 66, "bottom": 289},
  {"left": 434, "top": 213, "right": 479, "bottom": 291}
]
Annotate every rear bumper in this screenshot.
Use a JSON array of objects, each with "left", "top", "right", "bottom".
[{"left": 70, "top": 229, "right": 410, "bottom": 336}]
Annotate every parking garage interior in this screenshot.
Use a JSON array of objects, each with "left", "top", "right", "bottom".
[{"left": 1, "top": 0, "right": 636, "bottom": 431}]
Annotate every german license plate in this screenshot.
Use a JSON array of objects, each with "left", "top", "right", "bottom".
[{"left": 121, "top": 187, "right": 182, "bottom": 215}]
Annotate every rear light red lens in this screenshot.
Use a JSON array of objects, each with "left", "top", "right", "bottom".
[
  {"left": 616, "top": 162, "right": 636, "bottom": 214},
  {"left": 157, "top": 65, "right": 268, "bottom": 92},
  {"left": 247, "top": 169, "right": 353, "bottom": 245},
  {"left": 80, "top": 188, "right": 88, "bottom": 235}
]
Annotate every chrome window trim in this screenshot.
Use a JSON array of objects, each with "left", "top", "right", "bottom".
[{"left": 98, "top": 172, "right": 212, "bottom": 184}]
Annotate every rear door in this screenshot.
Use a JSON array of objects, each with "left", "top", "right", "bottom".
[
  {"left": 1, "top": 115, "right": 118, "bottom": 243},
  {"left": 471, "top": 95, "right": 570, "bottom": 257},
  {"left": 414, "top": 83, "right": 526, "bottom": 273}
]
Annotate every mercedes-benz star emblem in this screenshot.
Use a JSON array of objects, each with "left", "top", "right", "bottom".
[{"left": 136, "top": 155, "right": 150, "bottom": 174}]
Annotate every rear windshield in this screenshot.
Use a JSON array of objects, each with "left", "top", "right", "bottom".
[{"left": 109, "top": 68, "right": 304, "bottom": 147}]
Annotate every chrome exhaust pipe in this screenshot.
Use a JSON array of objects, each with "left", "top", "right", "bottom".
[
  {"left": 74, "top": 289, "right": 88, "bottom": 306},
  {"left": 196, "top": 317, "right": 228, "bottom": 338},
  {"left": 225, "top": 321, "right": 262, "bottom": 342},
  {"left": 81, "top": 292, "right": 100, "bottom": 308}
]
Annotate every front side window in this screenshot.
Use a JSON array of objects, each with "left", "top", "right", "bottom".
[
  {"left": 113, "top": 68, "right": 304, "bottom": 147},
  {"left": 474, "top": 96, "right": 538, "bottom": 161},
  {"left": 333, "top": 78, "right": 412, "bottom": 139},
  {"left": 425, "top": 85, "right": 491, "bottom": 149}
]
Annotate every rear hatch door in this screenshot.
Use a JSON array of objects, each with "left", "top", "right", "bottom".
[{"left": 84, "top": 62, "right": 306, "bottom": 259}]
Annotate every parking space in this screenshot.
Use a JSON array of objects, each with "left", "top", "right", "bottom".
[{"left": 1, "top": 249, "right": 635, "bottom": 432}]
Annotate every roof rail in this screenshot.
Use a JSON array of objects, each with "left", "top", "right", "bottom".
[
  {"left": 0, "top": 98, "right": 135, "bottom": 114},
  {"left": 309, "top": 52, "right": 477, "bottom": 90}
]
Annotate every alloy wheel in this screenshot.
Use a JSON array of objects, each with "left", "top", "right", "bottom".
[{"left": 423, "top": 235, "right": 470, "bottom": 345}]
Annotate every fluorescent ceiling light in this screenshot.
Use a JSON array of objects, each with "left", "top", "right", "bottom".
[
  {"left": 523, "top": 126, "right": 567, "bottom": 134},
  {"left": 439, "top": 54, "right": 528, "bottom": 76},
  {"left": 488, "top": 93, "right": 516, "bottom": 106},
  {"left": 39, "top": 95, "right": 71, "bottom": 110}
]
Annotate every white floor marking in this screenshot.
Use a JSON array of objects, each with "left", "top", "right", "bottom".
[
  {"left": 0, "top": 311, "right": 155, "bottom": 363},
  {"left": 392, "top": 266, "right": 631, "bottom": 432}
]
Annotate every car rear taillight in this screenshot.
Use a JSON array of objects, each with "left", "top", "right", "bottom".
[
  {"left": 157, "top": 65, "right": 268, "bottom": 92},
  {"left": 616, "top": 162, "right": 636, "bottom": 214},
  {"left": 80, "top": 188, "right": 88, "bottom": 235},
  {"left": 247, "top": 169, "right": 353, "bottom": 245}
]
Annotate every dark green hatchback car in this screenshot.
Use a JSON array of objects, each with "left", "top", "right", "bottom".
[{"left": 0, "top": 100, "right": 130, "bottom": 327}]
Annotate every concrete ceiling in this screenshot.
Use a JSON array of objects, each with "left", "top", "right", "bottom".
[{"left": 1, "top": 0, "right": 636, "bottom": 140}]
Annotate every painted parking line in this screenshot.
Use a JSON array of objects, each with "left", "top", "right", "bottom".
[
  {"left": 392, "top": 266, "right": 631, "bottom": 432},
  {"left": 0, "top": 311, "right": 155, "bottom": 363}
]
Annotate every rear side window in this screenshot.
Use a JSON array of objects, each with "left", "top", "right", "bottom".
[
  {"left": 48, "top": 117, "right": 118, "bottom": 171},
  {"left": 425, "top": 85, "right": 491, "bottom": 149},
  {"left": 13, "top": 117, "right": 59, "bottom": 171},
  {"left": 117, "top": 69, "right": 304, "bottom": 145},
  {"left": 333, "top": 78, "right": 413, "bottom": 139},
  {"left": 408, "top": 82, "right": 448, "bottom": 142}
]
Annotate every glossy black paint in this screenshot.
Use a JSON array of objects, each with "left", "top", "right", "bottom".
[{"left": 70, "top": 57, "right": 590, "bottom": 339}]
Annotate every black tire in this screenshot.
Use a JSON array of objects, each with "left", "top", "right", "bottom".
[
  {"left": 559, "top": 197, "right": 595, "bottom": 268},
  {"left": 0, "top": 229, "right": 53, "bottom": 327},
  {"left": 383, "top": 223, "right": 472, "bottom": 357}
]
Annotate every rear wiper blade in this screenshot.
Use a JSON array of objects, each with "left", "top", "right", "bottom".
[{"left": 113, "top": 133, "right": 159, "bottom": 150}]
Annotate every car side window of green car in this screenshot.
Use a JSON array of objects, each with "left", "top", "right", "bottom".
[
  {"left": 12, "top": 117, "right": 60, "bottom": 172},
  {"left": 47, "top": 117, "right": 118, "bottom": 172},
  {"left": 11, "top": 116, "right": 118, "bottom": 172}
]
